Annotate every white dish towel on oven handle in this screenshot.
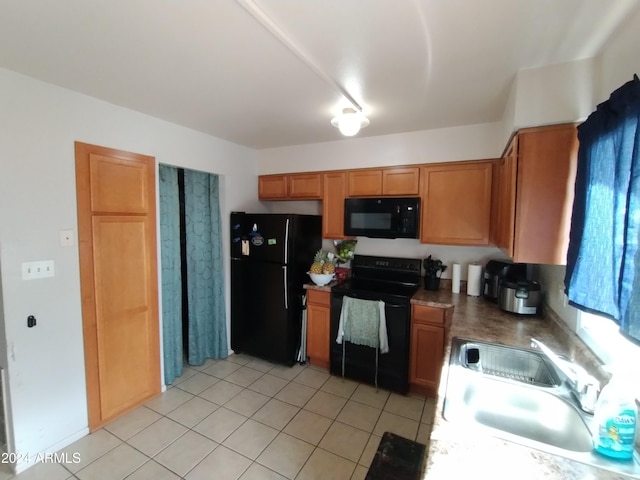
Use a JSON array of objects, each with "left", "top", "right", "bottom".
[{"left": 336, "top": 296, "right": 388, "bottom": 353}]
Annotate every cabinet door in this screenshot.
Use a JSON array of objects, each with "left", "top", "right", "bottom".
[
  {"left": 306, "top": 290, "right": 331, "bottom": 368},
  {"left": 347, "top": 169, "right": 383, "bottom": 196},
  {"left": 513, "top": 124, "right": 578, "bottom": 264},
  {"left": 289, "top": 173, "right": 322, "bottom": 199},
  {"left": 322, "top": 172, "right": 349, "bottom": 239},
  {"left": 491, "top": 143, "right": 517, "bottom": 255},
  {"left": 420, "top": 161, "right": 493, "bottom": 245},
  {"left": 259, "top": 175, "right": 288, "bottom": 199},
  {"left": 409, "top": 323, "right": 444, "bottom": 396},
  {"left": 382, "top": 167, "right": 420, "bottom": 195}
]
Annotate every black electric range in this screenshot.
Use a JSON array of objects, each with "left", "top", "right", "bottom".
[{"left": 330, "top": 255, "right": 421, "bottom": 393}]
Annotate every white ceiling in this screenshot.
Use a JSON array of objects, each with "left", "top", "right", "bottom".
[{"left": 0, "top": 0, "right": 637, "bottom": 149}]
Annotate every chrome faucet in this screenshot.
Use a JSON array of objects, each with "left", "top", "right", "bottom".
[{"left": 531, "top": 338, "right": 600, "bottom": 414}]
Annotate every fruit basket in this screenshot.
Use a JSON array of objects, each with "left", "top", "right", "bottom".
[{"left": 308, "top": 249, "right": 337, "bottom": 282}]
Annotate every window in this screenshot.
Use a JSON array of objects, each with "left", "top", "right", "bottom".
[
  {"left": 577, "top": 311, "right": 640, "bottom": 400},
  {"left": 565, "top": 75, "right": 640, "bottom": 344}
]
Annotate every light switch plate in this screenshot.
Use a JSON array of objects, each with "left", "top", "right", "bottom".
[{"left": 22, "top": 260, "right": 55, "bottom": 280}]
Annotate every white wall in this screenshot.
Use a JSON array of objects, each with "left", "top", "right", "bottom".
[
  {"left": 0, "top": 68, "right": 259, "bottom": 469},
  {"left": 257, "top": 122, "right": 503, "bottom": 174},
  {"left": 512, "top": 58, "right": 596, "bottom": 130},
  {"left": 595, "top": 2, "right": 640, "bottom": 103}
]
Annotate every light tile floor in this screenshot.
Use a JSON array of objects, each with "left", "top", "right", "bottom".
[{"left": 2, "top": 354, "right": 435, "bottom": 480}]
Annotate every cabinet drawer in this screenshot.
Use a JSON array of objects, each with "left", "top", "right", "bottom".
[
  {"left": 307, "top": 289, "right": 330, "bottom": 306},
  {"left": 411, "top": 304, "right": 446, "bottom": 326}
]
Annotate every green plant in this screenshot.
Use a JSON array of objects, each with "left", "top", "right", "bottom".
[{"left": 423, "top": 255, "right": 447, "bottom": 278}]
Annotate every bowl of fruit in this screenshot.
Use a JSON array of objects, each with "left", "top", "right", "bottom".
[{"left": 308, "top": 250, "right": 336, "bottom": 286}]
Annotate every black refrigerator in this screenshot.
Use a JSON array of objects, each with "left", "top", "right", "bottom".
[{"left": 230, "top": 212, "right": 322, "bottom": 365}]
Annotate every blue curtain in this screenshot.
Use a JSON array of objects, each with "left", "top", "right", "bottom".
[
  {"left": 565, "top": 75, "right": 640, "bottom": 343},
  {"left": 159, "top": 165, "right": 183, "bottom": 384},
  {"left": 159, "top": 165, "right": 228, "bottom": 384},
  {"left": 183, "top": 169, "right": 228, "bottom": 365}
]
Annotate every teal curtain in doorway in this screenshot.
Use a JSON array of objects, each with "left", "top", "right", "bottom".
[
  {"left": 183, "top": 169, "right": 228, "bottom": 365},
  {"left": 159, "top": 165, "right": 183, "bottom": 384},
  {"left": 159, "top": 165, "right": 228, "bottom": 385}
]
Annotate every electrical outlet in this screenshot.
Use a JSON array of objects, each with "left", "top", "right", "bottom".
[{"left": 21, "top": 260, "right": 55, "bottom": 280}]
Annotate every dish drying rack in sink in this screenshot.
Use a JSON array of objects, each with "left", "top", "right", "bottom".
[{"left": 461, "top": 342, "right": 560, "bottom": 388}]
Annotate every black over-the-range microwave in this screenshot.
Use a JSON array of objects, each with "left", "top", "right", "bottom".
[{"left": 343, "top": 197, "right": 420, "bottom": 239}]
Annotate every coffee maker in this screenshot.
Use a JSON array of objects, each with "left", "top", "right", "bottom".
[{"left": 482, "top": 260, "right": 527, "bottom": 302}]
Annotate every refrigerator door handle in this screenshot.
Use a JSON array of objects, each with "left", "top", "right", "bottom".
[
  {"left": 284, "top": 218, "right": 290, "bottom": 264},
  {"left": 282, "top": 265, "right": 288, "bottom": 309}
]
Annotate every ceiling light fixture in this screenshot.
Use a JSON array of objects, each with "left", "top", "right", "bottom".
[
  {"left": 331, "top": 108, "right": 370, "bottom": 136},
  {"left": 236, "top": 0, "right": 371, "bottom": 137}
]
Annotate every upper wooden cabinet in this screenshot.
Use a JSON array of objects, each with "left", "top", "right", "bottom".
[
  {"left": 420, "top": 160, "right": 493, "bottom": 245},
  {"left": 258, "top": 173, "right": 322, "bottom": 200},
  {"left": 491, "top": 143, "right": 517, "bottom": 254},
  {"left": 491, "top": 123, "right": 578, "bottom": 264},
  {"left": 288, "top": 173, "right": 323, "bottom": 199},
  {"left": 258, "top": 174, "right": 288, "bottom": 199},
  {"left": 322, "top": 171, "right": 349, "bottom": 239},
  {"left": 347, "top": 169, "right": 382, "bottom": 196},
  {"left": 347, "top": 167, "right": 419, "bottom": 197}
]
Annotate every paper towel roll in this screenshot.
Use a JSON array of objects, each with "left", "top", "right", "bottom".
[
  {"left": 451, "top": 263, "right": 461, "bottom": 293},
  {"left": 467, "top": 263, "right": 483, "bottom": 296}
]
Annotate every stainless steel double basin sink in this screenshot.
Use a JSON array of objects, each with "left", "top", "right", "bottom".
[{"left": 443, "top": 337, "right": 640, "bottom": 478}]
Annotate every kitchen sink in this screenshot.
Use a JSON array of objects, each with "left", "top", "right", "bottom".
[
  {"left": 443, "top": 337, "right": 640, "bottom": 478},
  {"left": 456, "top": 340, "right": 560, "bottom": 387}
]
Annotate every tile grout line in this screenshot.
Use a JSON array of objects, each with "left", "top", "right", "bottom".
[{"left": 56, "top": 355, "right": 429, "bottom": 480}]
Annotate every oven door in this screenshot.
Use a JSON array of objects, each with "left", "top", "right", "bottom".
[{"left": 329, "top": 290, "right": 410, "bottom": 393}]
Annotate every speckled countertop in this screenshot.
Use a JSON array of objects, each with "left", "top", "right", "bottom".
[
  {"left": 304, "top": 282, "right": 637, "bottom": 478},
  {"left": 411, "top": 288, "right": 637, "bottom": 480}
]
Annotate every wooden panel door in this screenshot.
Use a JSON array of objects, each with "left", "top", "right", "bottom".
[
  {"left": 420, "top": 161, "right": 493, "bottom": 245},
  {"left": 322, "top": 172, "right": 349, "bottom": 239},
  {"left": 75, "top": 142, "right": 160, "bottom": 430}
]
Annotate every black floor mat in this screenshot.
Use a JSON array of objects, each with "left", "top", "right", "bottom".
[{"left": 365, "top": 431, "right": 426, "bottom": 480}]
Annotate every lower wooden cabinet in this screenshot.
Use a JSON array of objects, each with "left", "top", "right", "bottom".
[
  {"left": 306, "top": 289, "right": 331, "bottom": 368},
  {"left": 409, "top": 304, "right": 452, "bottom": 397}
]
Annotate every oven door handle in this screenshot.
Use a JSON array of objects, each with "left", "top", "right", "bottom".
[
  {"left": 384, "top": 303, "right": 407, "bottom": 308},
  {"left": 342, "top": 294, "right": 406, "bottom": 309}
]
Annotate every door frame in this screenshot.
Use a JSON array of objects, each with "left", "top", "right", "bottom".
[{"left": 75, "top": 142, "right": 161, "bottom": 430}]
